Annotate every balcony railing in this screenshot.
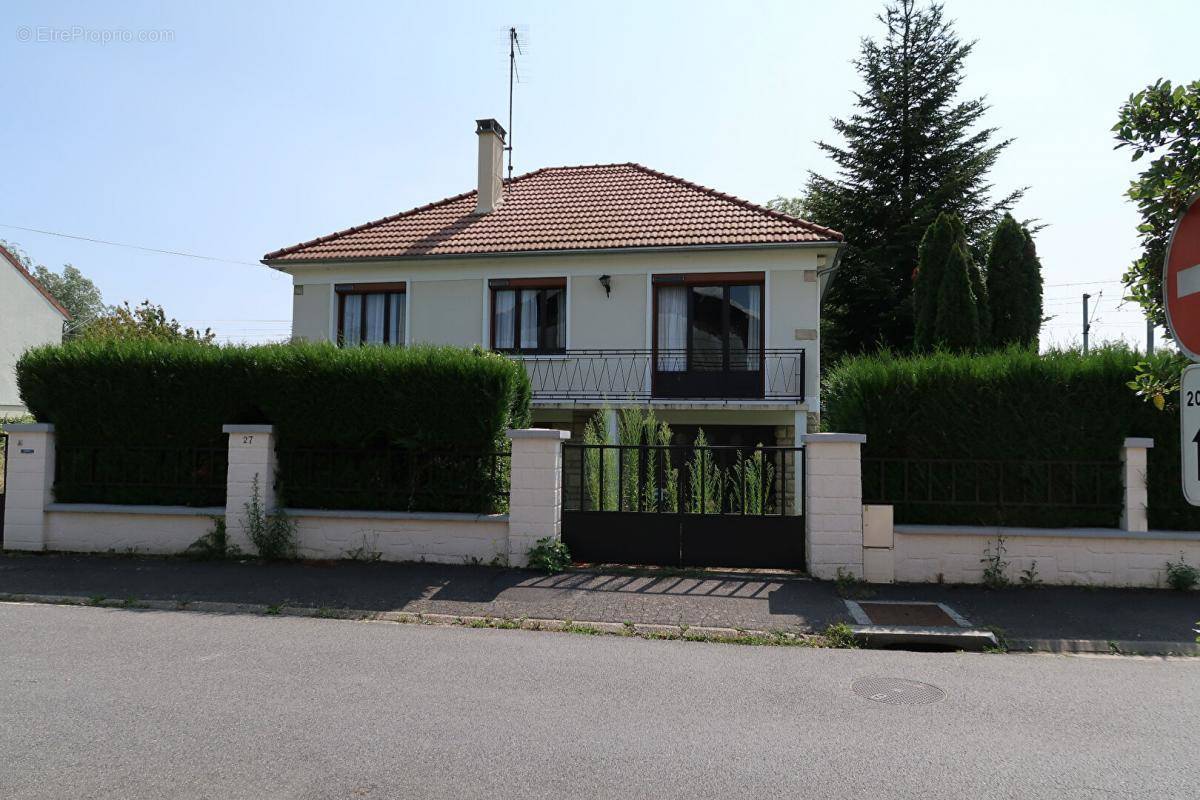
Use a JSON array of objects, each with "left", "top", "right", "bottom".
[{"left": 511, "top": 349, "right": 806, "bottom": 402}]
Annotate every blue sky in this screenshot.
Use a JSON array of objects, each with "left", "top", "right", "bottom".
[{"left": 3, "top": 0, "right": 1196, "bottom": 347}]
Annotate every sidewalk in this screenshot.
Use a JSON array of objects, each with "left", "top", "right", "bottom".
[{"left": 1, "top": 552, "right": 1196, "bottom": 650}]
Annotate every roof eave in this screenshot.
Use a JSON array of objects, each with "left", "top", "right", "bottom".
[{"left": 262, "top": 239, "right": 843, "bottom": 271}]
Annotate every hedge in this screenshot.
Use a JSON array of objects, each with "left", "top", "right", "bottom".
[
  {"left": 17, "top": 340, "right": 531, "bottom": 510},
  {"left": 823, "top": 345, "right": 1198, "bottom": 530}
]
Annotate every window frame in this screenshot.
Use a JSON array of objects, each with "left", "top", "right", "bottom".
[
  {"left": 335, "top": 282, "right": 407, "bottom": 347},
  {"left": 488, "top": 277, "right": 568, "bottom": 355},
  {"left": 651, "top": 272, "right": 765, "bottom": 373}
]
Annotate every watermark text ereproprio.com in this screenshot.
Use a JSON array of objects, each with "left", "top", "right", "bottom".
[{"left": 16, "top": 26, "right": 175, "bottom": 44}]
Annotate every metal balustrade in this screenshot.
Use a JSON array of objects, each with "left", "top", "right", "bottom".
[{"left": 510, "top": 349, "right": 806, "bottom": 401}]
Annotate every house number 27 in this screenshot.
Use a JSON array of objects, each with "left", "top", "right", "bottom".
[{"left": 242, "top": 435, "right": 254, "bottom": 445}]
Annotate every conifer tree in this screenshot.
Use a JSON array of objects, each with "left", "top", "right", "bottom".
[
  {"left": 769, "top": 0, "right": 1021, "bottom": 358},
  {"left": 933, "top": 243, "right": 980, "bottom": 350}
]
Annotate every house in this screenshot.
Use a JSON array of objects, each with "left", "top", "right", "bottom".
[
  {"left": 0, "top": 246, "right": 69, "bottom": 416},
  {"left": 263, "top": 119, "right": 844, "bottom": 449}
]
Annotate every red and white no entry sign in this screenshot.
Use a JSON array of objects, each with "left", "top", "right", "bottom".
[{"left": 1165, "top": 193, "right": 1200, "bottom": 361}]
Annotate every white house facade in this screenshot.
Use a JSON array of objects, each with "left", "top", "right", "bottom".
[
  {"left": 0, "top": 247, "right": 68, "bottom": 416},
  {"left": 264, "top": 119, "right": 844, "bottom": 449}
]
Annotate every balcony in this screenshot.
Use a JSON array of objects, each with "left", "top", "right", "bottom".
[{"left": 510, "top": 349, "right": 806, "bottom": 403}]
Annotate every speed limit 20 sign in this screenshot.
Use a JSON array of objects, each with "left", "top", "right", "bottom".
[{"left": 1166, "top": 195, "right": 1200, "bottom": 505}]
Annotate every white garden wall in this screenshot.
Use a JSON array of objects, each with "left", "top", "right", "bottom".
[
  {"left": 3, "top": 424, "right": 566, "bottom": 567},
  {"left": 892, "top": 526, "right": 1200, "bottom": 588},
  {"left": 43, "top": 504, "right": 218, "bottom": 555},
  {"left": 288, "top": 510, "right": 509, "bottom": 564}
]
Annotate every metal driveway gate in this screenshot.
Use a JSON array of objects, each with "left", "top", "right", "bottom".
[{"left": 561, "top": 443, "right": 805, "bottom": 569}]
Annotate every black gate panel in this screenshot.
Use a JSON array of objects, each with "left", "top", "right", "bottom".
[
  {"left": 561, "top": 441, "right": 806, "bottom": 571},
  {"left": 681, "top": 515, "right": 804, "bottom": 569},
  {"left": 563, "top": 511, "right": 680, "bottom": 566}
]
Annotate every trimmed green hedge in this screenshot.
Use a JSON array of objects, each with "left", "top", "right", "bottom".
[
  {"left": 823, "top": 346, "right": 1198, "bottom": 530},
  {"left": 17, "top": 340, "right": 531, "bottom": 510}
]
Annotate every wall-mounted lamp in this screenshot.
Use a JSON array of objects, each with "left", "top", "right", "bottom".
[{"left": 598, "top": 274, "right": 612, "bottom": 297}]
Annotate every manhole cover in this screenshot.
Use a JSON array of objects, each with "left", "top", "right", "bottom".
[
  {"left": 851, "top": 676, "right": 946, "bottom": 705},
  {"left": 857, "top": 602, "right": 959, "bottom": 627}
]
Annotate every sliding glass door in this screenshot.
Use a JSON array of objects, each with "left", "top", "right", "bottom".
[{"left": 654, "top": 278, "right": 764, "bottom": 398}]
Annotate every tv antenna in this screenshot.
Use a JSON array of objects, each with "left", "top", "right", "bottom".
[{"left": 506, "top": 25, "right": 524, "bottom": 180}]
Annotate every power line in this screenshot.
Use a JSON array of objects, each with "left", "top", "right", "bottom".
[
  {"left": 1043, "top": 279, "right": 1122, "bottom": 288},
  {"left": 0, "top": 223, "right": 263, "bottom": 268}
]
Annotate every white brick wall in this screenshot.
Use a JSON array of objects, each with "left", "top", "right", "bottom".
[
  {"left": 506, "top": 428, "right": 570, "bottom": 567},
  {"left": 222, "top": 424, "right": 277, "bottom": 554},
  {"left": 288, "top": 511, "right": 510, "bottom": 564},
  {"left": 803, "top": 433, "right": 866, "bottom": 579},
  {"left": 45, "top": 506, "right": 218, "bottom": 554},
  {"left": 1121, "top": 438, "right": 1152, "bottom": 532},
  {"left": 2, "top": 424, "right": 55, "bottom": 551},
  {"left": 893, "top": 526, "right": 1200, "bottom": 588}
]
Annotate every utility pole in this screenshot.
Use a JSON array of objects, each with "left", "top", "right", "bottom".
[
  {"left": 1082, "top": 293, "right": 1091, "bottom": 354},
  {"left": 1147, "top": 317, "right": 1155, "bottom": 355}
]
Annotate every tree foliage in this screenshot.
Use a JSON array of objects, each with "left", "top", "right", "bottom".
[
  {"left": 81, "top": 300, "right": 216, "bottom": 344},
  {"left": 986, "top": 214, "right": 1043, "bottom": 347},
  {"left": 913, "top": 213, "right": 957, "bottom": 350},
  {"left": 0, "top": 241, "right": 109, "bottom": 330},
  {"left": 769, "top": 0, "right": 1021, "bottom": 360},
  {"left": 933, "top": 242, "right": 979, "bottom": 351},
  {"left": 1113, "top": 79, "right": 1200, "bottom": 330},
  {"left": 914, "top": 212, "right": 984, "bottom": 350}
]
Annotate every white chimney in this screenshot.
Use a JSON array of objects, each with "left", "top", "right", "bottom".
[{"left": 474, "top": 118, "right": 506, "bottom": 214}]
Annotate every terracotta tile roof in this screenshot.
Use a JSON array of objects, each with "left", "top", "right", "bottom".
[
  {"left": 263, "top": 163, "right": 842, "bottom": 263},
  {"left": 0, "top": 245, "right": 72, "bottom": 319}
]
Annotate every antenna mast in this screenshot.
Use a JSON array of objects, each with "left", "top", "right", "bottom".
[{"left": 506, "top": 26, "right": 522, "bottom": 181}]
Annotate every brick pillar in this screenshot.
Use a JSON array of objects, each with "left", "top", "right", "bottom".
[
  {"left": 1121, "top": 437, "right": 1153, "bottom": 532},
  {"left": 2, "top": 423, "right": 55, "bottom": 551},
  {"left": 223, "top": 424, "right": 276, "bottom": 554},
  {"left": 802, "top": 432, "right": 866, "bottom": 580},
  {"left": 506, "top": 428, "right": 570, "bottom": 568}
]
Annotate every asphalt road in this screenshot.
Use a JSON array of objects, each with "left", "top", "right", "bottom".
[{"left": 1, "top": 603, "right": 1196, "bottom": 800}]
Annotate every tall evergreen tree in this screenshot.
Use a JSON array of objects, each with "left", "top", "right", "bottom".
[
  {"left": 986, "top": 214, "right": 1031, "bottom": 346},
  {"left": 913, "top": 212, "right": 957, "bottom": 350},
  {"left": 1019, "top": 227, "right": 1044, "bottom": 345},
  {"left": 967, "top": 251, "right": 991, "bottom": 346},
  {"left": 933, "top": 243, "right": 980, "bottom": 351},
  {"left": 769, "top": 0, "right": 1021, "bottom": 359}
]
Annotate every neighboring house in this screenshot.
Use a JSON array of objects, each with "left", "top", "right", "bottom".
[
  {"left": 0, "top": 246, "right": 69, "bottom": 416},
  {"left": 263, "top": 119, "right": 844, "bottom": 448}
]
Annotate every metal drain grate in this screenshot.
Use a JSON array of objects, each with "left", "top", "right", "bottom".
[{"left": 851, "top": 676, "right": 946, "bottom": 705}]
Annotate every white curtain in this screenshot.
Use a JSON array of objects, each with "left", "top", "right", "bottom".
[
  {"left": 364, "top": 294, "right": 385, "bottom": 344},
  {"left": 389, "top": 293, "right": 405, "bottom": 346},
  {"left": 656, "top": 287, "right": 687, "bottom": 371},
  {"left": 342, "top": 295, "right": 362, "bottom": 346},
  {"left": 519, "top": 290, "right": 539, "bottom": 350},
  {"left": 745, "top": 286, "right": 761, "bottom": 369},
  {"left": 494, "top": 290, "right": 516, "bottom": 349}
]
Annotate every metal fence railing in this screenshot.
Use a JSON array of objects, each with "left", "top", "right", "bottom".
[
  {"left": 862, "top": 457, "right": 1124, "bottom": 526},
  {"left": 275, "top": 444, "right": 511, "bottom": 514},
  {"left": 564, "top": 443, "right": 803, "bottom": 517},
  {"left": 54, "top": 444, "right": 228, "bottom": 507}
]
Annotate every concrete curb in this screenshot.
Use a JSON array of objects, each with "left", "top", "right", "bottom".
[
  {"left": 849, "top": 625, "right": 999, "bottom": 652},
  {"left": 0, "top": 593, "right": 812, "bottom": 648},
  {"left": 1010, "top": 638, "right": 1200, "bottom": 657}
]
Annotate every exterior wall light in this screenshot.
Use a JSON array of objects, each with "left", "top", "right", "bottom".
[{"left": 598, "top": 274, "right": 612, "bottom": 297}]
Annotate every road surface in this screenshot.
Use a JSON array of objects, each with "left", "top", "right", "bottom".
[{"left": 0, "top": 602, "right": 1195, "bottom": 799}]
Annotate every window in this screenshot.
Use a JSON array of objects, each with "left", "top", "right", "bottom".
[
  {"left": 654, "top": 274, "right": 763, "bottom": 373},
  {"left": 490, "top": 278, "right": 566, "bottom": 353},
  {"left": 337, "top": 282, "right": 406, "bottom": 346}
]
